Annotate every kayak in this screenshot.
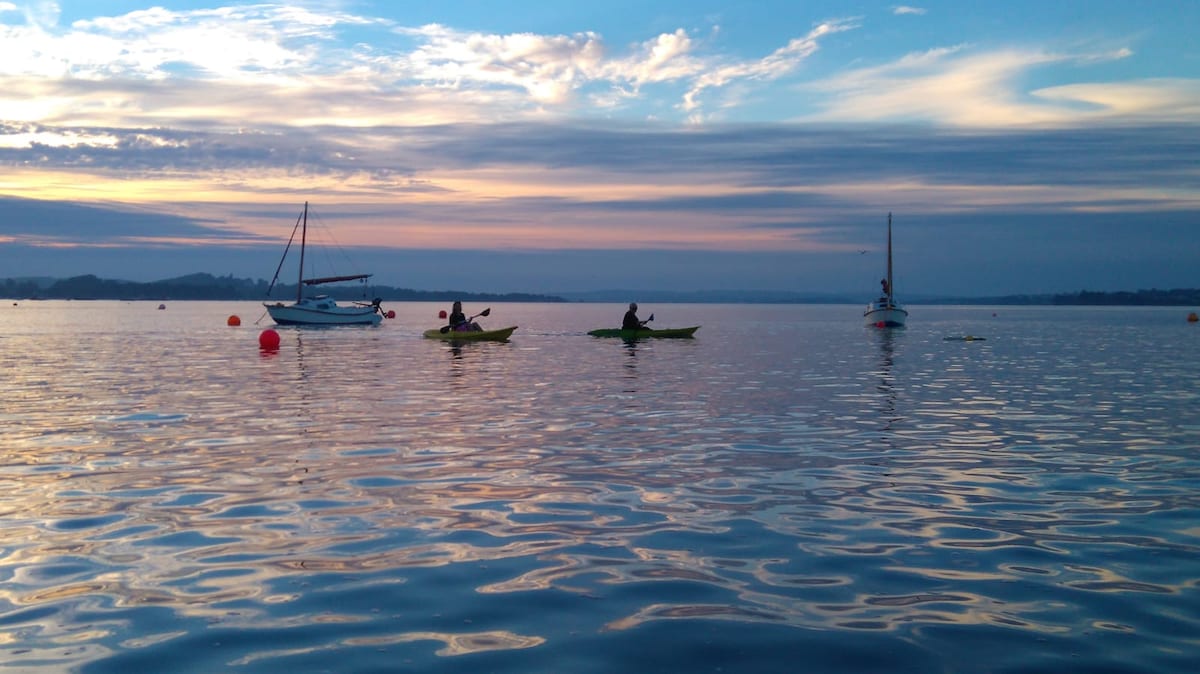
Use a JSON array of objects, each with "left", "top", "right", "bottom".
[
  {"left": 423, "top": 326, "right": 517, "bottom": 341},
  {"left": 587, "top": 326, "right": 699, "bottom": 339}
]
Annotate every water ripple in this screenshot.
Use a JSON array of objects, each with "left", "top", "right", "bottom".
[{"left": 1, "top": 303, "right": 1198, "bottom": 673}]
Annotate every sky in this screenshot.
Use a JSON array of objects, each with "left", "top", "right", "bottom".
[{"left": 1, "top": 0, "right": 1198, "bottom": 296}]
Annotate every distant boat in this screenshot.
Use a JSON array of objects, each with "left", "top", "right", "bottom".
[
  {"left": 864, "top": 212, "right": 908, "bottom": 328},
  {"left": 263, "top": 202, "right": 383, "bottom": 326}
]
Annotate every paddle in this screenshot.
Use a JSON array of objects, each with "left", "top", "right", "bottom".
[
  {"left": 639, "top": 313, "right": 655, "bottom": 328},
  {"left": 441, "top": 307, "right": 491, "bottom": 333}
]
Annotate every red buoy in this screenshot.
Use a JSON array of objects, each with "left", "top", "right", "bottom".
[
  {"left": 438, "top": 310, "right": 447, "bottom": 319},
  {"left": 259, "top": 329, "right": 281, "bottom": 350},
  {"left": 1189, "top": 312, "right": 1198, "bottom": 323},
  {"left": 386, "top": 310, "right": 396, "bottom": 319},
  {"left": 227, "top": 315, "right": 241, "bottom": 326}
]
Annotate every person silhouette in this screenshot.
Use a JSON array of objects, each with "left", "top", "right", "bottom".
[
  {"left": 447, "top": 301, "right": 480, "bottom": 331},
  {"left": 622, "top": 302, "right": 647, "bottom": 330}
]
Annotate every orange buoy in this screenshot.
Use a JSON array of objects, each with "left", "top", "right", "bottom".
[
  {"left": 1188, "top": 312, "right": 1198, "bottom": 323},
  {"left": 259, "top": 329, "right": 281, "bottom": 350},
  {"left": 227, "top": 315, "right": 241, "bottom": 326}
]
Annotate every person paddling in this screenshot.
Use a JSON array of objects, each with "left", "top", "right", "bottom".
[
  {"left": 623, "top": 302, "right": 649, "bottom": 330},
  {"left": 448, "top": 301, "right": 481, "bottom": 331}
]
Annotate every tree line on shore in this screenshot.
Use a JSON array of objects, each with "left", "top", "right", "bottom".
[
  {"left": 3, "top": 273, "right": 1198, "bottom": 305},
  {"left": 970, "top": 288, "right": 1200, "bottom": 306},
  {"left": 2, "top": 273, "right": 565, "bottom": 303}
]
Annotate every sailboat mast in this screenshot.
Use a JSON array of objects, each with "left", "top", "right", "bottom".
[
  {"left": 296, "top": 201, "right": 308, "bottom": 303},
  {"left": 886, "top": 212, "right": 894, "bottom": 303}
]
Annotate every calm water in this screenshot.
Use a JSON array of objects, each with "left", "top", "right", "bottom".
[{"left": 2, "top": 301, "right": 1198, "bottom": 673}]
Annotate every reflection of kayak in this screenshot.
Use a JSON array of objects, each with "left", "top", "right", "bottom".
[
  {"left": 943, "top": 335, "right": 986, "bottom": 341},
  {"left": 423, "top": 326, "right": 517, "bottom": 341},
  {"left": 587, "top": 326, "right": 699, "bottom": 338}
]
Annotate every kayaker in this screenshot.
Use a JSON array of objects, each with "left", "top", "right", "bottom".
[
  {"left": 622, "top": 302, "right": 647, "bottom": 330},
  {"left": 448, "top": 301, "right": 481, "bottom": 331}
]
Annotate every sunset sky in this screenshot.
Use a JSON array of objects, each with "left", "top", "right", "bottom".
[{"left": 1, "top": 1, "right": 1197, "bottom": 296}]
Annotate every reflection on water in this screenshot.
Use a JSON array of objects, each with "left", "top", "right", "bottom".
[
  {"left": 874, "top": 328, "right": 899, "bottom": 432},
  {"left": 1, "top": 302, "right": 1198, "bottom": 673},
  {"left": 622, "top": 339, "right": 639, "bottom": 389}
]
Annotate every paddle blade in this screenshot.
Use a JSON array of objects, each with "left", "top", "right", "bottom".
[
  {"left": 647, "top": 313, "right": 654, "bottom": 322},
  {"left": 440, "top": 325, "right": 452, "bottom": 333},
  {"left": 480, "top": 308, "right": 492, "bottom": 317}
]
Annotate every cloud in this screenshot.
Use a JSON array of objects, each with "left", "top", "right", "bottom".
[
  {"left": 396, "top": 23, "right": 609, "bottom": 105},
  {"left": 4, "top": 208, "right": 1197, "bottom": 296},
  {"left": 2, "top": 5, "right": 356, "bottom": 81},
  {"left": 800, "top": 43, "right": 1200, "bottom": 127},
  {"left": 5, "top": 119, "right": 1197, "bottom": 195},
  {"left": 0, "top": 6, "right": 1195, "bottom": 297},
  {"left": 681, "top": 19, "right": 858, "bottom": 117},
  {"left": 3, "top": 116, "right": 1198, "bottom": 296},
  {"left": 392, "top": 21, "right": 840, "bottom": 120},
  {"left": 613, "top": 29, "right": 699, "bottom": 85},
  {"left": 0, "top": 3, "right": 1194, "bottom": 141},
  {"left": 4, "top": 120, "right": 1196, "bottom": 258},
  {"left": 0, "top": 195, "right": 262, "bottom": 245},
  {"left": 1032, "top": 78, "right": 1200, "bottom": 121},
  {"left": 893, "top": 6, "right": 927, "bottom": 15},
  {"left": 0, "top": 4, "right": 858, "bottom": 132}
]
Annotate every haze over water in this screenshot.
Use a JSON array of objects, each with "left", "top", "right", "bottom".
[{"left": 2, "top": 301, "right": 1198, "bottom": 673}]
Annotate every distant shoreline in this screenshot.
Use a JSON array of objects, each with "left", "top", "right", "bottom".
[{"left": 3, "top": 274, "right": 1199, "bottom": 306}]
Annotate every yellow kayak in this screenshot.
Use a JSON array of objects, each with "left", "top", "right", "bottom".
[{"left": 423, "top": 326, "right": 517, "bottom": 341}]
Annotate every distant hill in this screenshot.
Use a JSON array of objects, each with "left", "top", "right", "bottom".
[
  {"left": 928, "top": 288, "right": 1200, "bottom": 306},
  {"left": 1, "top": 273, "right": 566, "bottom": 303},
  {"left": 3, "top": 275, "right": 1198, "bottom": 306}
]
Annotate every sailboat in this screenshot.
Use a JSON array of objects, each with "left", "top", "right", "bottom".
[
  {"left": 864, "top": 212, "right": 908, "bottom": 328},
  {"left": 263, "top": 202, "right": 384, "bottom": 326}
]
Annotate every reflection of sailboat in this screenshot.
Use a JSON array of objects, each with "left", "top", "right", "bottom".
[
  {"left": 864, "top": 213, "right": 908, "bottom": 328},
  {"left": 263, "top": 202, "right": 384, "bottom": 326},
  {"left": 875, "top": 328, "right": 899, "bottom": 431}
]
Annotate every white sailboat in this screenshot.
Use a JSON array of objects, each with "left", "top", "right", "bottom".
[
  {"left": 864, "top": 212, "right": 908, "bottom": 328},
  {"left": 263, "top": 202, "right": 384, "bottom": 326}
]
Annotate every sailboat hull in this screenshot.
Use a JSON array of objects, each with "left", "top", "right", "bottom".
[
  {"left": 265, "top": 298, "right": 382, "bottom": 326},
  {"left": 864, "top": 302, "right": 908, "bottom": 328}
]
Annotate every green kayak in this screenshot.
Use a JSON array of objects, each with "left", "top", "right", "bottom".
[
  {"left": 587, "top": 326, "right": 699, "bottom": 339},
  {"left": 423, "top": 326, "right": 517, "bottom": 341}
]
